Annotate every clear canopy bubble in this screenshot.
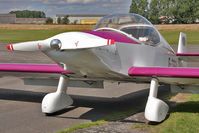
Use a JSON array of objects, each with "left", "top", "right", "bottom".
[
  {"left": 93, "top": 13, "right": 152, "bottom": 30},
  {"left": 93, "top": 13, "right": 174, "bottom": 53}
]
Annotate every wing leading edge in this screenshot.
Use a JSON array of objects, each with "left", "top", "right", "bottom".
[
  {"left": 129, "top": 67, "right": 199, "bottom": 85},
  {"left": 129, "top": 67, "right": 199, "bottom": 78},
  {"left": 0, "top": 63, "right": 73, "bottom": 74}
]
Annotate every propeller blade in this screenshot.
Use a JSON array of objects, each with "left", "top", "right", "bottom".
[{"left": 7, "top": 40, "right": 50, "bottom": 51}]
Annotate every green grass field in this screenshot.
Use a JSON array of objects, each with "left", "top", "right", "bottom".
[
  {"left": 1, "top": 29, "right": 199, "bottom": 44},
  {"left": 160, "top": 31, "right": 199, "bottom": 44},
  {"left": 150, "top": 94, "right": 199, "bottom": 133},
  {"left": 0, "top": 29, "right": 86, "bottom": 43}
]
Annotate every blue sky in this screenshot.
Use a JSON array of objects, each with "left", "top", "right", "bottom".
[{"left": 0, "top": 0, "right": 132, "bottom": 17}]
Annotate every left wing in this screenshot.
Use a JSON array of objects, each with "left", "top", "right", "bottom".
[
  {"left": 129, "top": 67, "right": 199, "bottom": 85},
  {"left": 0, "top": 63, "right": 73, "bottom": 74}
]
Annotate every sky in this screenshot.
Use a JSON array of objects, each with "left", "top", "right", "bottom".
[{"left": 0, "top": 0, "right": 132, "bottom": 17}]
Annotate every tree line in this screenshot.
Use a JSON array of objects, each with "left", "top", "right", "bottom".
[
  {"left": 129, "top": 0, "right": 199, "bottom": 24},
  {"left": 9, "top": 10, "right": 71, "bottom": 24},
  {"left": 10, "top": 10, "right": 46, "bottom": 18}
]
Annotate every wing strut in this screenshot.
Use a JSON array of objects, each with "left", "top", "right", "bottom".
[
  {"left": 145, "top": 78, "right": 169, "bottom": 122},
  {"left": 41, "top": 74, "right": 73, "bottom": 113}
]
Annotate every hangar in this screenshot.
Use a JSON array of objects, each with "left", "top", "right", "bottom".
[
  {"left": 0, "top": 14, "right": 16, "bottom": 24},
  {"left": 54, "top": 14, "right": 106, "bottom": 24}
]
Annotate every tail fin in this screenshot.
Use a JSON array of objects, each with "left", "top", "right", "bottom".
[
  {"left": 177, "top": 32, "right": 187, "bottom": 67},
  {"left": 177, "top": 32, "right": 187, "bottom": 53}
]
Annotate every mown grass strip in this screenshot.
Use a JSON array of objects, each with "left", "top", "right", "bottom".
[
  {"left": 160, "top": 30, "right": 199, "bottom": 44},
  {"left": 1, "top": 29, "right": 199, "bottom": 44},
  {"left": 151, "top": 94, "right": 199, "bottom": 133},
  {"left": 57, "top": 105, "right": 144, "bottom": 133},
  {"left": 132, "top": 94, "right": 199, "bottom": 133},
  {"left": 0, "top": 29, "right": 87, "bottom": 43},
  {"left": 57, "top": 120, "right": 106, "bottom": 133}
]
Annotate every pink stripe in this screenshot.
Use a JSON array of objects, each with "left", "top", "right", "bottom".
[
  {"left": 128, "top": 67, "right": 199, "bottom": 78},
  {"left": 0, "top": 63, "right": 73, "bottom": 74},
  {"left": 83, "top": 31, "right": 139, "bottom": 44},
  {"left": 176, "top": 53, "right": 199, "bottom": 56}
]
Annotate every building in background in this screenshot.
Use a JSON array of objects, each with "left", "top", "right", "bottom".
[
  {"left": 54, "top": 14, "right": 106, "bottom": 24},
  {"left": 15, "top": 18, "right": 47, "bottom": 24},
  {"left": 0, "top": 14, "right": 16, "bottom": 24}
]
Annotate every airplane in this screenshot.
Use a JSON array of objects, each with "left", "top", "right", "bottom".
[{"left": 3, "top": 13, "right": 199, "bottom": 122}]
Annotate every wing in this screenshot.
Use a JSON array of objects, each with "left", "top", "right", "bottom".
[
  {"left": 0, "top": 63, "right": 72, "bottom": 74},
  {"left": 129, "top": 67, "right": 199, "bottom": 85},
  {"left": 176, "top": 53, "right": 199, "bottom": 62}
]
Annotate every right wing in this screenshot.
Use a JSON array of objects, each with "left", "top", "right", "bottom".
[{"left": 0, "top": 63, "right": 73, "bottom": 74}]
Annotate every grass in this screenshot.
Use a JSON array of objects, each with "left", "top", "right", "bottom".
[
  {"left": 57, "top": 106, "right": 144, "bottom": 133},
  {"left": 1, "top": 29, "right": 199, "bottom": 44},
  {"left": 132, "top": 124, "right": 150, "bottom": 129},
  {"left": 160, "top": 30, "right": 199, "bottom": 44},
  {"left": 132, "top": 94, "right": 199, "bottom": 133},
  {"left": 0, "top": 29, "right": 86, "bottom": 43},
  {"left": 57, "top": 120, "right": 106, "bottom": 133}
]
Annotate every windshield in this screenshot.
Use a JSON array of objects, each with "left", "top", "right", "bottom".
[
  {"left": 120, "top": 25, "right": 160, "bottom": 45},
  {"left": 93, "top": 13, "right": 152, "bottom": 30}
]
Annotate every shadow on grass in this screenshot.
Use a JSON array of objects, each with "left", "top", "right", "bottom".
[{"left": 171, "top": 101, "right": 199, "bottom": 113}]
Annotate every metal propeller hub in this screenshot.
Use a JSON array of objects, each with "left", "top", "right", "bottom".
[{"left": 50, "top": 39, "right": 62, "bottom": 50}]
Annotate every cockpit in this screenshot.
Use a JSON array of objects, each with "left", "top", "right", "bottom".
[{"left": 93, "top": 14, "right": 170, "bottom": 49}]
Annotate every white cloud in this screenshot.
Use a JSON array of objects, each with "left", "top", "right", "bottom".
[
  {"left": 0, "top": 0, "right": 132, "bottom": 17},
  {"left": 31, "top": 0, "right": 97, "bottom": 4},
  {"left": 66, "top": 0, "right": 97, "bottom": 4}
]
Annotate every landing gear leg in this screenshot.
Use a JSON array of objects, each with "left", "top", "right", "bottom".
[
  {"left": 41, "top": 74, "right": 73, "bottom": 113},
  {"left": 144, "top": 78, "right": 169, "bottom": 122}
]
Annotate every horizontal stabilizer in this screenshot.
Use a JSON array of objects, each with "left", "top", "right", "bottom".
[{"left": 176, "top": 53, "right": 199, "bottom": 62}]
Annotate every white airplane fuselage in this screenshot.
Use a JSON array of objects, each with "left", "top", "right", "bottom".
[{"left": 44, "top": 39, "right": 178, "bottom": 81}]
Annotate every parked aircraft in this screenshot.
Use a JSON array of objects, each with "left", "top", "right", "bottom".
[{"left": 4, "top": 13, "right": 199, "bottom": 122}]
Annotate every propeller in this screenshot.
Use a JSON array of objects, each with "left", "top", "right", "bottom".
[{"left": 7, "top": 32, "right": 115, "bottom": 51}]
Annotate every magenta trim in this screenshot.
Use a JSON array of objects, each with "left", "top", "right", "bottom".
[
  {"left": 0, "top": 63, "right": 73, "bottom": 74},
  {"left": 176, "top": 53, "right": 199, "bottom": 56},
  {"left": 83, "top": 31, "right": 139, "bottom": 44},
  {"left": 128, "top": 67, "right": 199, "bottom": 78}
]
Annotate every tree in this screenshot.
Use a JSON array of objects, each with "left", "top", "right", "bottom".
[
  {"left": 129, "top": 0, "right": 149, "bottom": 19},
  {"left": 170, "top": 0, "right": 199, "bottom": 24},
  {"left": 148, "top": 0, "right": 162, "bottom": 24},
  {"left": 158, "top": 0, "right": 175, "bottom": 24},
  {"left": 61, "top": 15, "right": 70, "bottom": 24},
  {"left": 57, "top": 17, "right": 61, "bottom": 24},
  {"left": 73, "top": 20, "right": 78, "bottom": 25},
  {"left": 46, "top": 17, "right": 53, "bottom": 24}
]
